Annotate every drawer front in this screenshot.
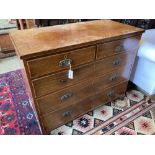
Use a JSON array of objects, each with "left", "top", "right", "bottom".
[
  {"left": 96, "top": 36, "right": 140, "bottom": 59},
  {"left": 32, "top": 63, "right": 94, "bottom": 98},
  {"left": 42, "top": 81, "right": 128, "bottom": 132},
  {"left": 37, "top": 81, "right": 94, "bottom": 115},
  {"left": 95, "top": 52, "right": 135, "bottom": 77},
  {"left": 27, "top": 46, "right": 95, "bottom": 78},
  {"left": 91, "top": 81, "right": 128, "bottom": 108},
  {"left": 93, "top": 68, "right": 130, "bottom": 93},
  {"left": 42, "top": 99, "right": 91, "bottom": 132}
]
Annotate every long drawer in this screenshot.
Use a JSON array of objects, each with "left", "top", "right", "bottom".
[
  {"left": 96, "top": 36, "right": 140, "bottom": 59},
  {"left": 42, "top": 99, "right": 91, "bottom": 133},
  {"left": 36, "top": 80, "right": 94, "bottom": 115},
  {"left": 32, "top": 63, "right": 94, "bottom": 98},
  {"left": 93, "top": 67, "right": 130, "bottom": 94},
  {"left": 41, "top": 81, "right": 128, "bottom": 133},
  {"left": 91, "top": 81, "right": 128, "bottom": 108},
  {"left": 95, "top": 52, "right": 135, "bottom": 77},
  {"left": 27, "top": 46, "right": 95, "bottom": 78}
]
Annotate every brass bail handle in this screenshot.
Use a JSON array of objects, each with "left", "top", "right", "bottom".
[
  {"left": 63, "top": 111, "right": 72, "bottom": 117},
  {"left": 61, "top": 92, "right": 73, "bottom": 101},
  {"left": 113, "top": 58, "right": 121, "bottom": 66},
  {"left": 115, "top": 45, "right": 124, "bottom": 53},
  {"left": 110, "top": 74, "right": 118, "bottom": 81},
  {"left": 59, "top": 56, "right": 72, "bottom": 67},
  {"left": 107, "top": 90, "right": 115, "bottom": 105},
  {"left": 107, "top": 90, "right": 125, "bottom": 104}
]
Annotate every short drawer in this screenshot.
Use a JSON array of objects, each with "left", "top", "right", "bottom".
[
  {"left": 32, "top": 63, "right": 95, "bottom": 98},
  {"left": 96, "top": 36, "right": 140, "bottom": 59},
  {"left": 91, "top": 81, "right": 128, "bottom": 108},
  {"left": 42, "top": 99, "right": 91, "bottom": 132},
  {"left": 95, "top": 52, "right": 135, "bottom": 77},
  {"left": 93, "top": 68, "right": 130, "bottom": 94},
  {"left": 27, "top": 46, "right": 95, "bottom": 78},
  {"left": 36, "top": 81, "right": 94, "bottom": 115}
]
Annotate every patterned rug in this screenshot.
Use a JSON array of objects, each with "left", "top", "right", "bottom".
[
  {"left": 0, "top": 70, "right": 155, "bottom": 135},
  {"left": 0, "top": 70, "right": 41, "bottom": 135}
]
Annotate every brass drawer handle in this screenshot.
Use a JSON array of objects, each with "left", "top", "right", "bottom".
[
  {"left": 59, "top": 79, "right": 67, "bottom": 83},
  {"left": 63, "top": 111, "right": 71, "bottom": 117},
  {"left": 110, "top": 74, "right": 118, "bottom": 81},
  {"left": 59, "top": 58, "right": 72, "bottom": 67},
  {"left": 115, "top": 45, "right": 124, "bottom": 53},
  {"left": 107, "top": 91, "right": 115, "bottom": 97},
  {"left": 61, "top": 92, "right": 73, "bottom": 101},
  {"left": 113, "top": 59, "right": 121, "bottom": 66}
]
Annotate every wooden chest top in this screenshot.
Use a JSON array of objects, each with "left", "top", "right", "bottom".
[{"left": 10, "top": 20, "right": 144, "bottom": 59}]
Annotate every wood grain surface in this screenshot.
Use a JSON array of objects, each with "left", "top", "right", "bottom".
[
  {"left": 10, "top": 20, "right": 144, "bottom": 134},
  {"left": 10, "top": 20, "right": 144, "bottom": 59}
]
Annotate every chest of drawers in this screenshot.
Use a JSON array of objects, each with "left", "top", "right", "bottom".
[{"left": 10, "top": 20, "right": 144, "bottom": 134}]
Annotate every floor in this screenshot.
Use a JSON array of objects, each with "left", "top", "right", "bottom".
[
  {"left": 0, "top": 19, "right": 17, "bottom": 34},
  {"left": 0, "top": 56, "right": 21, "bottom": 74}
]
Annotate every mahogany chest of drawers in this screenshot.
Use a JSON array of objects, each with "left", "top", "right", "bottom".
[{"left": 10, "top": 20, "right": 144, "bottom": 134}]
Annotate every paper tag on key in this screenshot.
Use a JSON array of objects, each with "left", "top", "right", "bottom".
[
  {"left": 68, "top": 69, "right": 73, "bottom": 79},
  {"left": 68, "top": 62, "right": 74, "bottom": 79}
]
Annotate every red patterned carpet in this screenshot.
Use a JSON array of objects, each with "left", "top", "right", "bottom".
[
  {"left": 0, "top": 70, "right": 41, "bottom": 135},
  {"left": 0, "top": 70, "right": 155, "bottom": 135}
]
